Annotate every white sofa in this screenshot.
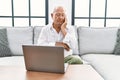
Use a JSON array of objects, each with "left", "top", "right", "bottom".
[
  {"left": 0, "top": 26, "right": 120, "bottom": 80},
  {"left": 78, "top": 27, "right": 120, "bottom": 80}
]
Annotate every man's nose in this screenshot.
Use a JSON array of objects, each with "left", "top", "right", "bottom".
[{"left": 59, "top": 15, "right": 64, "bottom": 19}]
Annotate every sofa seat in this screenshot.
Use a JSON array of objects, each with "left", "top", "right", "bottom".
[
  {"left": 81, "top": 54, "right": 120, "bottom": 80},
  {"left": 0, "top": 56, "right": 24, "bottom": 66}
]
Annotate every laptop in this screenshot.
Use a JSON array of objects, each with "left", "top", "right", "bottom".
[{"left": 22, "top": 45, "right": 68, "bottom": 73}]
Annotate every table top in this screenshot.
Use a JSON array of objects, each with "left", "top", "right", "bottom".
[{"left": 0, "top": 65, "right": 104, "bottom": 80}]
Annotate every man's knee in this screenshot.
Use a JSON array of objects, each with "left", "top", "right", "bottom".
[{"left": 64, "top": 55, "right": 83, "bottom": 64}]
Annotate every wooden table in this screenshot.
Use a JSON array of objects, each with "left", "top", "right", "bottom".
[{"left": 0, "top": 65, "right": 104, "bottom": 80}]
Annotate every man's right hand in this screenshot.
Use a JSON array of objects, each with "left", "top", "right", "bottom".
[{"left": 55, "top": 42, "right": 70, "bottom": 51}]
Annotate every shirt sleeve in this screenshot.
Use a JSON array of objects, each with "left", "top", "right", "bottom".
[
  {"left": 63, "top": 26, "right": 78, "bottom": 54},
  {"left": 37, "top": 28, "right": 55, "bottom": 46}
]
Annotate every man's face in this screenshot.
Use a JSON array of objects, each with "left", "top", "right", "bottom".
[{"left": 52, "top": 9, "right": 65, "bottom": 25}]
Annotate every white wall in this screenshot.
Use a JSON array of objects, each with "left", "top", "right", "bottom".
[{"left": 49, "top": 0, "right": 72, "bottom": 25}]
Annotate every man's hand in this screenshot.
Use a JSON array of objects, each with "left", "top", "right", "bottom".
[
  {"left": 61, "top": 14, "right": 67, "bottom": 37},
  {"left": 55, "top": 42, "right": 70, "bottom": 51}
]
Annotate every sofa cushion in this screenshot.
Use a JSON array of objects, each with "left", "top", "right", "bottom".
[
  {"left": 33, "top": 26, "right": 44, "bottom": 44},
  {"left": 7, "top": 27, "right": 33, "bottom": 56},
  {"left": 78, "top": 27, "right": 118, "bottom": 55},
  {"left": 81, "top": 54, "right": 120, "bottom": 80},
  {"left": 0, "top": 28, "right": 12, "bottom": 57},
  {"left": 0, "top": 56, "right": 24, "bottom": 65},
  {"left": 113, "top": 29, "right": 120, "bottom": 55}
]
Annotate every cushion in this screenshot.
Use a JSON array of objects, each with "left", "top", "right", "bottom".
[
  {"left": 64, "top": 55, "right": 83, "bottom": 64},
  {"left": 0, "top": 56, "right": 24, "bottom": 65},
  {"left": 81, "top": 54, "right": 120, "bottom": 80},
  {"left": 0, "top": 28, "right": 12, "bottom": 57},
  {"left": 78, "top": 27, "right": 118, "bottom": 55},
  {"left": 113, "top": 29, "right": 120, "bottom": 54},
  {"left": 33, "top": 26, "right": 44, "bottom": 44},
  {"left": 7, "top": 27, "right": 33, "bottom": 56}
]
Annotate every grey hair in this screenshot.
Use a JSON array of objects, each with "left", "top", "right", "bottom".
[{"left": 53, "top": 6, "right": 66, "bottom": 13}]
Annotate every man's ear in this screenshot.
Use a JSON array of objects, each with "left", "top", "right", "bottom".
[{"left": 51, "top": 13, "right": 53, "bottom": 19}]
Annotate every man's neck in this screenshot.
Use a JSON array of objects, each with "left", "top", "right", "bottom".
[{"left": 53, "top": 23, "right": 61, "bottom": 33}]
